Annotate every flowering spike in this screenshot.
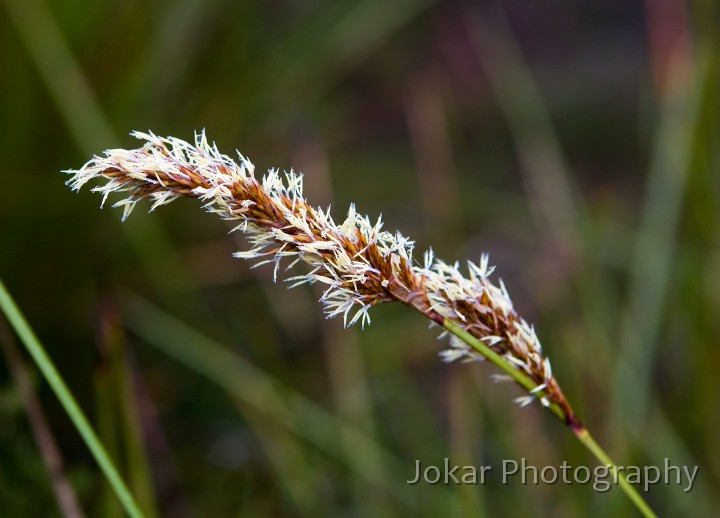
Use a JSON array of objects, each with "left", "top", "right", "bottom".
[{"left": 65, "top": 130, "right": 576, "bottom": 421}]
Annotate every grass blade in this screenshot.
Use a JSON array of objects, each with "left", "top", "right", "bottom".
[
  {"left": 0, "top": 278, "right": 145, "bottom": 518},
  {"left": 0, "top": 319, "right": 86, "bottom": 518}
]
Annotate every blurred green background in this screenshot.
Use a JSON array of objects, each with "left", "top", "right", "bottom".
[{"left": 1, "top": 0, "right": 718, "bottom": 516}]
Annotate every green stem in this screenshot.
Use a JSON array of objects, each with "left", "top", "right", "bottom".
[
  {"left": 574, "top": 428, "right": 657, "bottom": 518},
  {"left": 0, "top": 278, "right": 145, "bottom": 518},
  {"left": 443, "top": 319, "right": 567, "bottom": 422},
  {"left": 443, "top": 318, "right": 656, "bottom": 517}
]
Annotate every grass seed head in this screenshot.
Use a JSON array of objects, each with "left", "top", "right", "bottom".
[{"left": 66, "top": 130, "right": 576, "bottom": 421}]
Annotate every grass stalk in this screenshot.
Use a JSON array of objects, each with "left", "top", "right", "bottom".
[
  {"left": 0, "top": 278, "right": 145, "bottom": 518},
  {"left": 573, "top": 428, "right": 657, "bottom": 518},
  {"left": 443, "top": 320, "right": 567, "bottom": 424},
  {"left": 0, "top": 319, "right": 85, "bottom": 518},
  {"left": 444, "top": 318, "right": 657, "bottom": 518}
]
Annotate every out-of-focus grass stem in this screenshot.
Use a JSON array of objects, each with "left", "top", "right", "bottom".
[
  {"left": 3, "top": 0, "right": 221, "bottom": 326},
  {"left": 98, "top": 305, "right": 160, "bottom": 518},
  {"left": 94, "top": 359, "right": 123, "bottom": 518},
  {"left": 613, "top": 17, "right": 708, "bottom": 431}
]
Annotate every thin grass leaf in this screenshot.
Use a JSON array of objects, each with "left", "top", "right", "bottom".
[{"left": 0, "top": 278, "right": 145, "bottom": 518}]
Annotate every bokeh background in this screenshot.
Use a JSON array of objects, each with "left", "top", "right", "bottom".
[{"left": 1, "top": 0, "right": 718, "bottom": 516}]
